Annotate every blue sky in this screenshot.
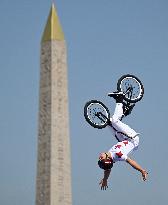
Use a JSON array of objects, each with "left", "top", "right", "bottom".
[{"left": 0, "top": 0, "right": 168, "bottom": 205}]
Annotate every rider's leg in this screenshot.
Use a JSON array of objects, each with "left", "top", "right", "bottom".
[
  {"left": 111, "top": 103, "right": 124, "bottom": 121},
  {"left": 109, "top": 92, "right": 138, "bottom": 139},
  {"left": 111, "top": 103, "right": 138, "bottom": 138}
]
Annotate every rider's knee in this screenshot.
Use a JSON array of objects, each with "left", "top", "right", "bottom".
[{"left": 111, "top": 116, "right": 120, "bottom": 124}]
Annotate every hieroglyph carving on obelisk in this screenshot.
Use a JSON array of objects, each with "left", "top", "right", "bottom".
[{"left": 36, "top": 4, "right": 72, "bottom": 205}]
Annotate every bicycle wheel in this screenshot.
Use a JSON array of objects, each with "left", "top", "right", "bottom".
[
  {"left": 84, "top": 100, "right": 110, "bottom": 129},
  {"left": 117, "top": 74, "right": 144, "bottom": 103}
]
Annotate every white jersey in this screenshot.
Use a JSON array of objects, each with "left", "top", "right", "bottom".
[{"left": 108, "top": 136, "right": 139, "bottom": 163}]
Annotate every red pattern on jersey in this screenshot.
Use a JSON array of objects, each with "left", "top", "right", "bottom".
[
  {"left": 123, "top": 141, "right": 128, "bottom": 146},
  {"left": 115, "top": 144, "right": 122, "bottom": 149},
  {"left": 116, "top": 151, "right": 123, "bottom": 158}
]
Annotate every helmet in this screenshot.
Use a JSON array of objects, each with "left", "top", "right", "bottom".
[{"left": 98, "top": 158, "right": 113, "bottom": 170}]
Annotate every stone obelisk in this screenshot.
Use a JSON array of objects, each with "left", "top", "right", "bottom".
[{"left": 36, "top": 4, "right": 72, "bottom": 205}]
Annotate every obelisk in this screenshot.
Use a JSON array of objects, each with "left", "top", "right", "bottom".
[{"left": 36, "top": 4, "right": 72, "bottom": 205}]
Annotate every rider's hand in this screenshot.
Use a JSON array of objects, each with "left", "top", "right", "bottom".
[
  {"left": 141, "top": 170, "right": 148, "bottom": 181},
  {"left": 99, "top": 179, "right": 108, "bottom": 190}
]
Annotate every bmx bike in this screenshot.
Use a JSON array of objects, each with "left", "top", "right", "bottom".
[{"left": 84, "top": 74, "right": 144, "bottom": 129}]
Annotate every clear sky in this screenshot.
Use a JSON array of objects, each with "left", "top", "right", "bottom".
[{"left": 0, "top": 0, "right": 168, "bottom": 205}]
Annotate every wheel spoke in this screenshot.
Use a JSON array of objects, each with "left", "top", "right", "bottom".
[{"left": 95, "top": 112, "right": 108, "bottom": 123}]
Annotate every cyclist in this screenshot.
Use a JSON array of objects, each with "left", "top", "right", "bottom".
[{"left": 98, "top": 91, "right": 148, "bottom": 190}]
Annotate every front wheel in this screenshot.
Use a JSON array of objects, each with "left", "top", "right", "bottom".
[
  {"left": 84, "top": 100, "right": 110, "bottom": 129},
  {"left": 117, "top": 74, "right": 144, "bottom": 103}
]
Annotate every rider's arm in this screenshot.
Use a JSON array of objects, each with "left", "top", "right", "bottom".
[
  {"left": 103, "top": 169, "right": 111, "bottom": 180},
  {"left": 99, "top": 169, "right": 111, "bottom": 190},
  {"left": 126, "top": 157, "right": 148, "bottom": 181}
]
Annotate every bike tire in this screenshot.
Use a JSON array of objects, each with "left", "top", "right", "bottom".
[
  {"left": 84, "top": 100, "right": 110, "bottom": 129},
  {"left": 117, "top": 74, "right": 144, "bottom": 103}
]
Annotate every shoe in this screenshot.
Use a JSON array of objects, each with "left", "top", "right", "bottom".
[{"left": 108, "top": 91, "right": 124, "bottom": 103}]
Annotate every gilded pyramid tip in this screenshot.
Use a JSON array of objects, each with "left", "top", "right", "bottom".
[{"left": 41, "top": 4, "right": 64, "bottom": 42}]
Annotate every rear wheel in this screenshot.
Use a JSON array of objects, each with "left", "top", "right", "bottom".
[{"left": 117, "top": 74, "right": 144, "bottom": 103}]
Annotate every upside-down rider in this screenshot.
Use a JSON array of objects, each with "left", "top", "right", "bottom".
[{"left": 98, "top": 91, "right": 148, "bottom": 190}]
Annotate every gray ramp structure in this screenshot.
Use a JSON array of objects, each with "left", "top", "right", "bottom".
[{"left": 36, "top": 4, "right": 72, "bottom": 205}]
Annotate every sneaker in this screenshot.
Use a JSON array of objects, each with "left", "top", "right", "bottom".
[{"left": 108, "top": 91, "right": 124, "bottom": 103}]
